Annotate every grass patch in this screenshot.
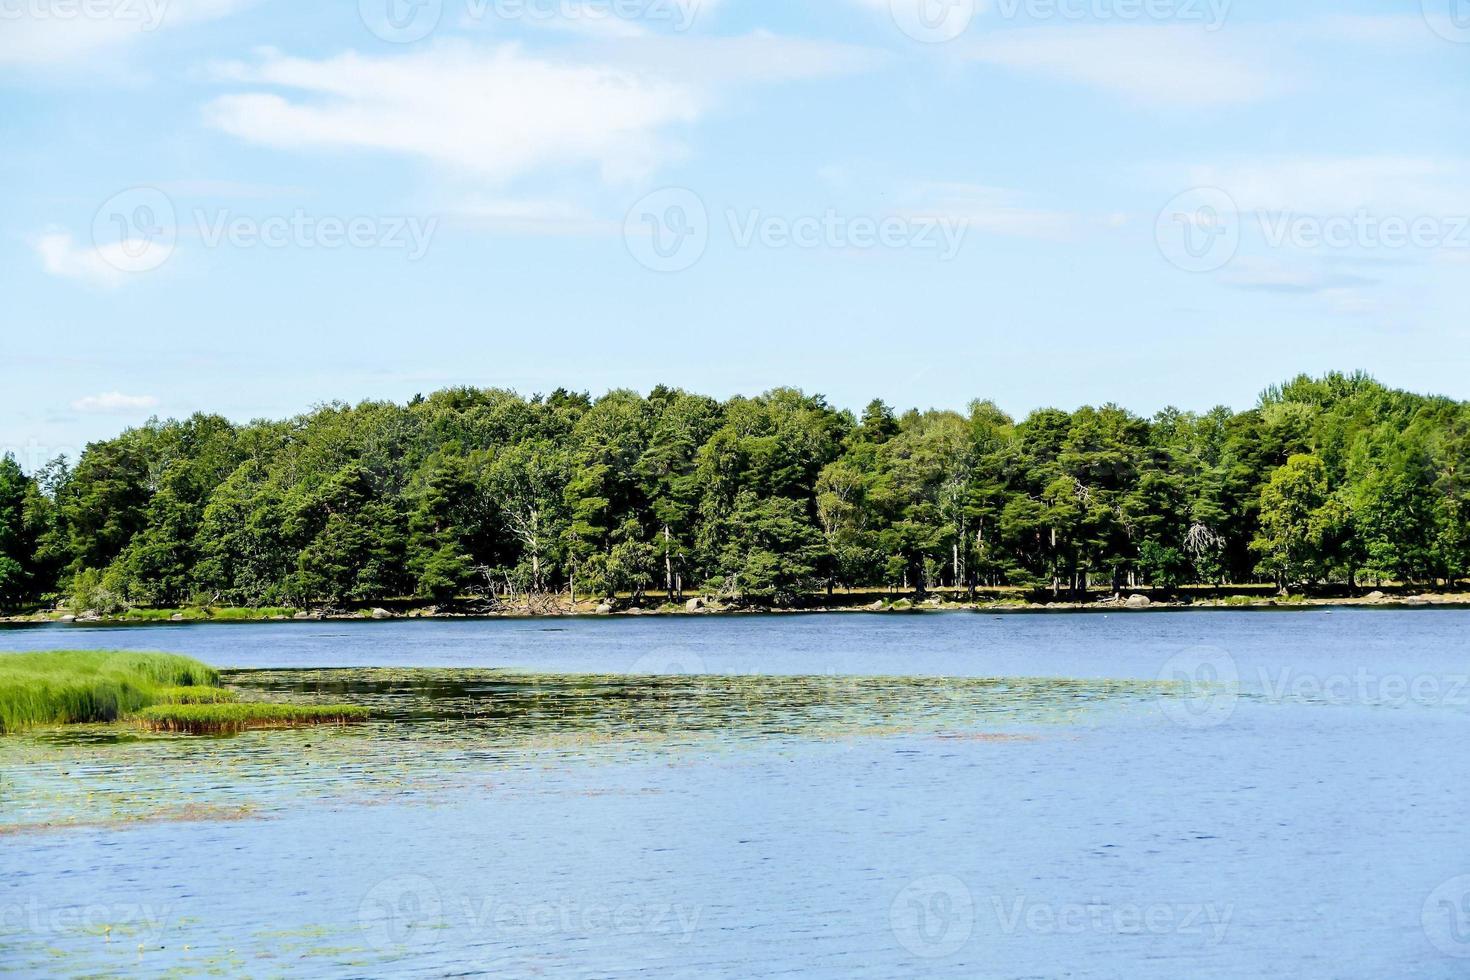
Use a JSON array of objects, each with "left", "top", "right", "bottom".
[
  {"left": 154, "top": 686, "right": 237, "bottom": 705},
  {"left": 137, "top": 702, "right": 369, "bottom": 735},
  {"left": 0, "top": 651, "right": 219, "bottom": 733},
  {"left": 104, "top": 606, "right": 298, "bottom": 623},
  {"left": 207, "top": 607, "right": 297, "bottom": 621}
]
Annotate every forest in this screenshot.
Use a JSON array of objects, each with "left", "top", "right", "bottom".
[{"left": 1, "top": 372, "right": 1468, "bottom": 613}]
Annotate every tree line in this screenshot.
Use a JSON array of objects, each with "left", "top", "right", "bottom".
[{"left": 1, "top": 372, "right": 1468, "bottom": 612}]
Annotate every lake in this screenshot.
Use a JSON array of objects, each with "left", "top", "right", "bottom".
[{"left": 2, "top": 609, "right": 1468, "bottom": 977}]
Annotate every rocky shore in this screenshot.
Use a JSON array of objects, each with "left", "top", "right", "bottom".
[{"left": 5, "top": 589, "right": 1469, "bottom": 625}]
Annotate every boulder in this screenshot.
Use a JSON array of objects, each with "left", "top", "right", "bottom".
[
  {"left": 58, "top": 614, "right": 77, "bottom": 623},
  {"left": 596, "top": 602, "right": 614, "bottom": 614},
  {"left": 370, "top": 608, "right": 392, "bottom": 620},
  {"left": 1125, "top": 594, "right": 1151, "bottom": 609},
  {"left": 685, "top": 597, "right": 705, "bottom": 612},
  {"left": 170, "top": 613, "right": 185, "bottom": 622},
  {"left": 1364, "top": 590, "right": 1386, "bottom": 601},
  {"left": 292, "top": 611, "right": 313, "bottom": 620}
]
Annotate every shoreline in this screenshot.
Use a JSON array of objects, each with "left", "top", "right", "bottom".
[{"left": 5, "top": 589, "right": 1470, "bottom": 625}]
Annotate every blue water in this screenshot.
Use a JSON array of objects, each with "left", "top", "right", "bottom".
[{"left": 2, "top": 609, "right": 1469, "bottom": 977}]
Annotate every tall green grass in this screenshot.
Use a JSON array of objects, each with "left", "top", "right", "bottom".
[
  {"left": 137, "top": 702, "right": 369, "bottom": 735},
  {"left": 0, "top": 650, "right": 219, "bottom": 733}
]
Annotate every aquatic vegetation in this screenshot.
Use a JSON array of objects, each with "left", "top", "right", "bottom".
[
  {"left": 0, "top": 651, "right": 219, "bottom": 733},
  {"left": 154, "top": 686, "right": 237, "bottom": 704},
  {"left": 137, "top": 702, "right": 370, "bottom": 735},
  {"left": 0, "top": 667, "right": 1170, "bottom": 833}
]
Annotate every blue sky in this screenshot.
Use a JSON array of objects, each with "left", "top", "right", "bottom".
[{"left": 3, "top": 0, "right": 1468, "bottom": 467}]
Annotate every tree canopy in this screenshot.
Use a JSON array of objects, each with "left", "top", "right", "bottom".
[{"left": 4, "top": 372, "right": 1469, "bottom": 611}]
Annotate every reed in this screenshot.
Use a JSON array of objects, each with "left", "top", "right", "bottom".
[
  {"left": 154, "top": 686, "right": 238, "bottom": 704},
  {"left": 137, "top": 702, "right": 370, "bottom": 736},
  {"left": 0, "top": 651, "right": 219, "bottom": 733}
]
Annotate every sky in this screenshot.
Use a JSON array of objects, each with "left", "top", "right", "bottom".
[{"left": 2, "top": 0, "right": 1468, "bottom": 469}]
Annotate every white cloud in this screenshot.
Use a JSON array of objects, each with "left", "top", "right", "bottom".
[
  {"left": 964, "top": 25, "right": 1283, "bottom": 107},
  {"left": 205, "top": 43, "right": 696, "bottom": 186},
  {"left": 0, "top": 0, "right": 254, "bottom": 69},
  {"left": 204, "top": 35, "right": 879, "bottom": 186},
  {"left": 34, "top": 232, "right": 169, "bottom": 288},
  {"left": 71, "top": 392, "right": 161, "bottom": 414}
]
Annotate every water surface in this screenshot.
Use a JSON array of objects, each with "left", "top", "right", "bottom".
[{"left": 1, "top": 610, "right": 1467, "bottom": 977}]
